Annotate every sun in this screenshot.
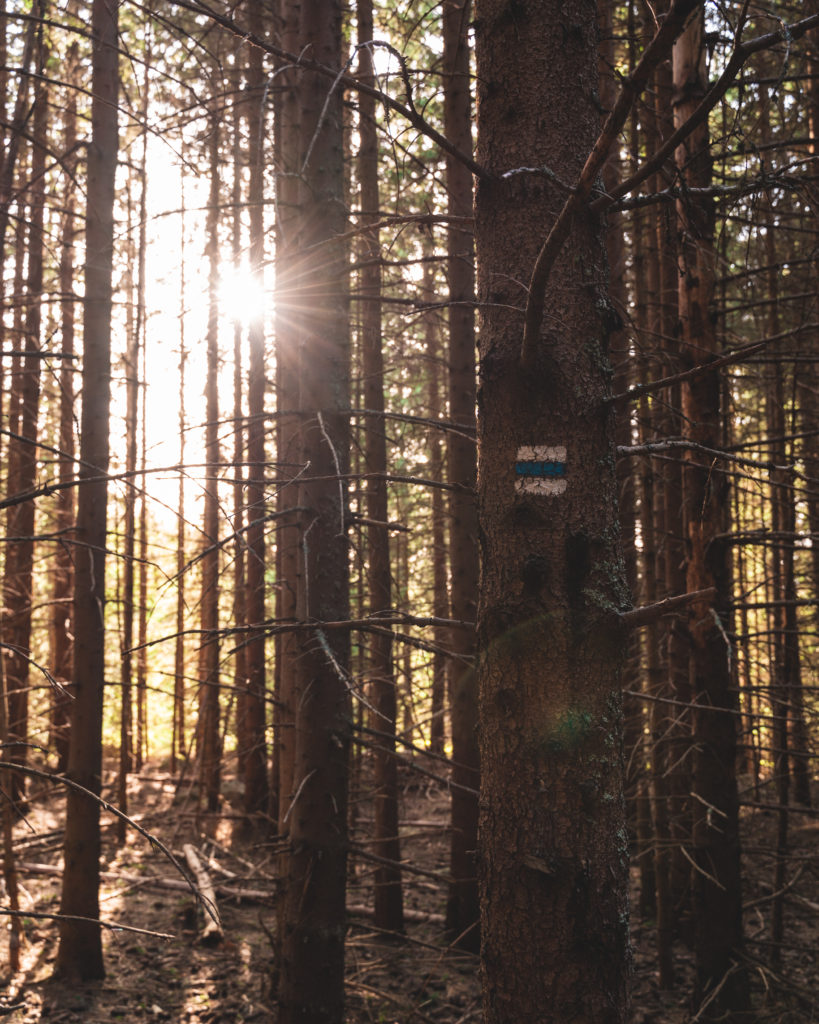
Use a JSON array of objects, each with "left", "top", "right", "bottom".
[{"left": 218, "top": 261, "right": 267, "bottom": 327}]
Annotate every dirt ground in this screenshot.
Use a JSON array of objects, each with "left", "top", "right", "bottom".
[{"left": 0, "top": 766, "right": 816, "bottom": 1023}]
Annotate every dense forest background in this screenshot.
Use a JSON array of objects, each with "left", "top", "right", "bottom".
[{"left": 1, "top": 0, "right": 818, "bottom": 1021}]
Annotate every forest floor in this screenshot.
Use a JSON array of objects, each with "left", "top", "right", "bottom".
[{"left": 0, "top": 763, "right": 816, "bottom": 1023}]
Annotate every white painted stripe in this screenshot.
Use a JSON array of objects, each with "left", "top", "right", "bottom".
[
  {"left": 516, "top": 445, "right": 567, "bottom": 462},
  {"left": 516, "top": 477, "right": 568, "bottom": 496}
]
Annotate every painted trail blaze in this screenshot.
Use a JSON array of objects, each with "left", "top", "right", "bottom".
[{"left": 515, "top": 445, "right": 567, "bottom": 495}]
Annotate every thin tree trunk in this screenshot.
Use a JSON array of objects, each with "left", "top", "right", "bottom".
[
  {"left": 134, "top": 103, "right": 150, "bottom": 773},
  {"left": 55, "top": 0, "right": 119, "bottom": 980},
  {"left": 3, "top": 14, "right": 47, "bottom": 807},
  {"left": 243, "top": 0, "right": 270, "bottom": 819},
  {"left": 172, "top": 172, "right": 188, "bottom": 775},
  {"left": 0, "top": 649, "right": 20, "bottom": 970},
  {"left": 625, "top": 52, "right": 655, "bottom": 924},
  {"left": 674, "top": 11, "right": 748, "bottom": 1017},
  {"left": 50, "top": 18, "right": 79, "bottom": 771},
  {"left": 424, "top": 254, "right": 449, "bottom": 758},
  {"left": 357, "top": 0, "right": 404, "bottom": 935},
  {"left": 117, "top": 176, "right": 139, "bottom": 842},
  {"left": 197, "top": 112, "right": 222, "bottom": 815},
  {"left": 230, "top": 61, "right": 248, "bottom": 781},
  {"left": 442, "top": 0, "right": 480, "bottom": 951}
]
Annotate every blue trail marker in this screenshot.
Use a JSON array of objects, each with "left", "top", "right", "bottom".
[{"left": 515, "top": 445, "right": 567, "bottom": 495}]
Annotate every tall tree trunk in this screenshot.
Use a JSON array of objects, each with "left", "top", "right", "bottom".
[
  {"left": 357, "top": 0, "right": 404, "bottom": 935},
  {"left": 424, "top": 252, "right": 449, "bottom": 758},
  {"left": 474, "top": 0, "right": 631, "bottom": 1019},
  {"left": 2, "top": 13, "right": 47, "bottom": 806},
  {"left": 230, "top": 61, "right": 248, "bottom": 780},
  {"left": 673, "top": 11, "right": 748, "bottom": 1018},
  {"left": 117, "top": 178, "right": 139, "bottom": 840},
  {"left": 625, "top": 59, "right": 656, "bottom": 925},
  {"left": 442, "top": 0, "right": 480, "bottom": 951},
  {"left": 55, "top": 0, "right": 119, "bottom": 980},
  {"left": 243, "top": 0, "right": 270, "bottom": 819},
  {"left": 278, "top": 0, "right": 351, "bottom": 1017},
  {"left": 172, "top": 172, "right": 188, "bottom": 775},
  {"left": 50, "top": 21, "right": 80, "bottom": 772},
  {"left": 197, "top": 113, "right": 222, "bottom": 815},
  {"left": 273, "top": 0, "right": 302, "bottom": 839}
]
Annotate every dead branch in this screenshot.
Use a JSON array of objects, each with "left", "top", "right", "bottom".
[{"left": 620, "top": 587, "right": 717, "bottom": 630}]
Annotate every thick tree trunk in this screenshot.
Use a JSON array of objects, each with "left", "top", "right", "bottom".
[
  {"left": 475, "top": 1, "right": 631, "bottom": 1020},
  {"left": 357, "top": 0, "right": 404, "bottom": 935},
  {"left": 277, "top": 1, "right": 351, "bottom": 1019},
  {"left": 673, "top": 11, "right": 748, "bottom": 1018},
  {"left": 273, "top": 0, "right": 302, "bottom": 838},
  {"left": 442, "top": 0, "right": 480, "bottom": 951},
  {"left": 55, "top": 0, "right": 119, "bottom": 980}
]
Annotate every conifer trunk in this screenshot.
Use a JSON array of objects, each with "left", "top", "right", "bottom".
[
  {"left": 357, "top": 0, "right": 404, "bottom": 935},
  {"left": 197, "top": 113, "right": 222, "bottom": 814},
  {"left": 278, "top": 0, "right": 351, "bottom": 1018},
  {"left": 475, "top": 0, "right": 630, "bottom": 1019},
  {"left": 242, "top": 0, "right": 270, "bottom": 819},
  {"left": 2, "top": 18, "right": 47, "bottom": 806},
  {"left": 442, "top": 0, "right": 480, "bottom": 950},
  {"left": 673, "top": 10, "right": 748, "bottom": 1017},
  {"left": 50, "top": 20, "right": 79, "bottom": 771},
  {"left": 55, "top": 0, "right": 119, "bottom": 980}
]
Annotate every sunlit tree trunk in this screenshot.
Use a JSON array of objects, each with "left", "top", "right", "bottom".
[
  {"left": 475, "top": 0, "right": 631, "bottom": 1018},
  {"left": 55, "top": 0, "right": 119, "bottom": 980}
]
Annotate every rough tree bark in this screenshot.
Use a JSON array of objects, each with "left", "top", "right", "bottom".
[
  {"left": 474, "top": 0, "right": 631, "bottom": 1020},
  {"left": 277, "top": 0, "right": 352, "bottom": 1018},
  {"left": 55, "top": 0, "right": 119, "bottom": 980},
  {"left": 273, "top": 0, "right": 302, "bottom": 837}
]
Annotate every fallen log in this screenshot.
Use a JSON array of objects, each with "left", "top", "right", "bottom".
[{"left": 182, "top": 844, "right": 223, "bottom": 945}]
